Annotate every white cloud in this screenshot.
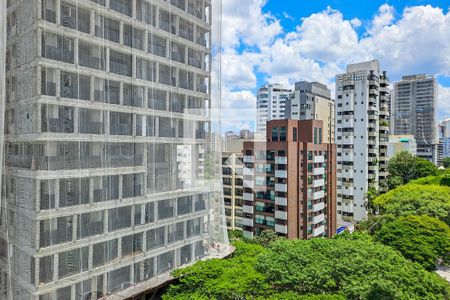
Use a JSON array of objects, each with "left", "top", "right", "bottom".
[
  {"left": 219, "top": 2, "right": 450, "bottom": 123},
  {"left": 368, "top": 4, "right": 395, "bottom": 35},
  {"left": 292, "top": 7, "right": 359, "bottom": 63},
  {"left": 221, "top": 0, "right": 282, "bottom": 48},
  {"left": 438, "top": 84, "right": 450, "bottom": 120},
  {"left": 351, "top": 18, "right": 362, "bottom": 28}
]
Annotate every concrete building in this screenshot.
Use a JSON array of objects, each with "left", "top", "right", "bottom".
[
  {"left": 335, "top": 60, "right": 390, "bottom": 224},
  {"left": 256, "top": 84, "right": 292, "bottom": 134},
  {"left": 392, "top": 74, "right": 438, "bottom": 163},
  {"left": 1, "top": 1, "right": 230, "bottom": 299},
  {"left": 387, "top": 135, "right": 417, "bottom": 158},
  {"left": 222, "top": 152, "right": 244, "bottom": 231},
  {"left": 287, "top": 81, "right": 335, "bottom": 143},
  {"left": 241, "top": 119, "right": 337, "bottom": 240},
  {"left": 441, "top": 118, "right": 450, "bottom": 159}
]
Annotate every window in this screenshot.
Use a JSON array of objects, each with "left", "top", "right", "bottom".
[
  {"left": 271, "top": 127, "right": 278, "bottom": 141},
  {"left": 280, "top": 127, "right": 286, "bottom": 141}
]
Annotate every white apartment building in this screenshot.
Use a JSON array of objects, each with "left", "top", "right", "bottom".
[
  {"left": 335, "top": 60, "right": 390, "bottom": 224},
  {"left": 256, "top": 84, "right": 292, "bottom": 134},
  {"left": 0, "top": 0, "right": 230, "bottom": 299}
]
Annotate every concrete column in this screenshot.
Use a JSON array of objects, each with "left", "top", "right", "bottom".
[
  {"left": 103, "top": 209, "right": 108, "bottom": 234},
  {"left": 117, "top": 236, "right": 122, "bottom": 257},
  {"left": 56, "top": 0, "right": 61, "bottom": 26},
  {"left": 53, "top": 253, "right": 58, "bottom": 281},
  {"left": 144, "top": 30, "right": 149, "bottom": 53},
  {"left": 54, "top": 179, "right": 60, "bottom": 209},
  {"left": 119, "top": 21, "right": 124, "bottom": 45},
  {"left": 106, "top": 48, "right": 110, "bottom": 73},
  {"left": 119, "top": 81, "right": 124, "bottom": 105},
  {"left": 118, "top": 175, "right": 123, "bottom": 200},
  {"left": 74, "top": 39, "right": 79, "bottom": 65},
  {"left": 74, "top": 107, "right": 79, "bottom": 134},
  {"left": 72, "top": 214, "right": 77, "bottom": 243},
  {"left": 56, "top": 69, "right": 61, "bottom": 98}
]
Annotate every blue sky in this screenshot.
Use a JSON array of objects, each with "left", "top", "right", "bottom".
[{"left": 220, "top": 0, "right": 450, "bottom": 131}]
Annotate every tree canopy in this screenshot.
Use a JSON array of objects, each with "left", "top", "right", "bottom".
[
  {"left": 387, "top": 151, "right": 438, "bottom": 188},
  {"left": 375, "top": 215, "right": 450, "bottom": 270},
  {"left": 163, "top": 235, "right": 450, "bottom": 299},
  {"left": 443, "top": 157, "right": 450, "bottom": 169},
  {"left": 256, "top": 235, "right": 449, "bottom": 299},
  {"left": 373, "top": 183, "right": 450, "bottom": 226}
]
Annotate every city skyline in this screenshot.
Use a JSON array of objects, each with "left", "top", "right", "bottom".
[{"left": 220, "top": 1, "right": 450, "bottom": 126}]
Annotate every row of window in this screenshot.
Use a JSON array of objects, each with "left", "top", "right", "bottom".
[
  {"left": 37, "top": 238, "right": 206, "bottom": 294},
  {"left": 40, "top": 33, "right": 209, "bottom": 92},
  {"left": 40, "top": 104, "right": 207, "bottom": 140},
  {"left": 42, "top": 0, "right": 209, "bottom": 47},
  {"left": 39, "top": 196, "right": 207, "bottom": 248}
]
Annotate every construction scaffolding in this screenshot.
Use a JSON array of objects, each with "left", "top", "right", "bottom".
[{"left": 0, "top": 0, "right": 229, "bottom": 299}]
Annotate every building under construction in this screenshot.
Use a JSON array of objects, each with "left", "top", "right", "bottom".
[{"left": 0, "top": 0, "right": 229, "bottom": 299}]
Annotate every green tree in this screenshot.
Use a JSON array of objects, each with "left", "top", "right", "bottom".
[
  {"left": 256, "top": 236, "right": 450, "bottom": 299},
  {"left": 387, "top": 151, "right": 438, "bottom": 188},
  {"left": 163, "top": 241, "right": 271, "bottom": 299},
  {"left": 443, "top": 157, "right": 450, "bottom": 168},
  {"left": 375, "top": 215, "right": 450, "bottom": 270},
  {"left": 254, "top": 229, "right": 282, "bottom": 247},
  {"left": 373, "top": 183, "right": 450, "bottom": 226}
]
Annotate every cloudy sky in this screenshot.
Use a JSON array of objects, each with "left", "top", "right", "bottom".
[{"left": 218, "top": 0, "right": 450, "bottom": 128}]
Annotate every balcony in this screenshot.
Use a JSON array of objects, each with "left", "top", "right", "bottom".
[
  {"left": 243, "top": 168, "right": 253, "bottom": 176},
  {"left": 243, "top": 193, "right": 254, "bottom": 201},
  {"left": 275, "top": 196, "right": 287, "bottom": 206},
  {"left": 44, "top": 46, "right": 74, "bottom": 64},
  {"left": 242, "top": 205, "right": 253, "bottom": 214},
  {"left": 275, "top": 224, "right": 287, "bottom": 234},
  {"left": 313, "top": 225, "right": 325, "bottom": 237},
  {"left": 275, "top": 170, "right": 287, "bottom": 178},
  {"left": 312, "top": 213, "right": 325, "bottom": 225},
  {"left": 313, "top": 156, "right": 325, "bottom": 163},
  {"left": 242, "top": 218, "right": 253, "bottom": 227},
  {"left": 275, "top": 156, "right": 287, "bottom": 164},
  {"left": 312, "top": 190, "right": 325, "bottom": 200},
  {"left": 340, "top": 188, "right": 354, "bottom": 196},
  {"left": 275, "top": 210, "right": 287, "bottom": 220},
  {"left": 313, "top": 167, "right": 325, "bottom": 176},
  {"left": 243, "top": 180, "right": 254, "bottom": 189},
  {"left": 312, "top": 179, "right": 325, "bottom": 188},
  {"left": 243, "top": 155, "right": 254, "bottom": 163},
  {"left": 275, "top": 183, "right": 287, "bottom": 192},
  {"left": 312, "top": 202, "right": 325, "bottom": 212}
]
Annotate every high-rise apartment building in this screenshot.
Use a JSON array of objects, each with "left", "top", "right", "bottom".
[
  {"left": 335, "top": 60, "right": 390, "bottom": 224},
  {"left": 441, "top": 118, "right": 450, "bottom": 159},
  {"left": 222, "top": 151, "right": 244, "bottom": 231},
  {"left": 287, "top": 81, "right": 335, "bottom": 143},
  {"left": 1, "top": 1, "right": 230, "bottom": 299},
  {"left": 241, "top": 119, "right": 336, "bottom": 240},
  {"left": 256, "top": 84, "right": 292, "bottom": 134},
  {"left": 392, "top": 74, "right": 438, "bottom": 163}
]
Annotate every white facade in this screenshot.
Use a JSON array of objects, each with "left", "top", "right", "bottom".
[
  {"left": 256, "top": 84, "right": 292, "bottom": 134},
  {"left": 335, "top": 60, "right": 390, "bottom": 224}
]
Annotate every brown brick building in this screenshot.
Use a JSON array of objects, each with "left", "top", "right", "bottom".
[{"left": 241, "top": 119, "right": 336, "bottom": 239}]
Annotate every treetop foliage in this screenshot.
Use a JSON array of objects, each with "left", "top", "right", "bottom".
[{"left": 373, "top": 183, "right": 450, "bottom": 226}]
